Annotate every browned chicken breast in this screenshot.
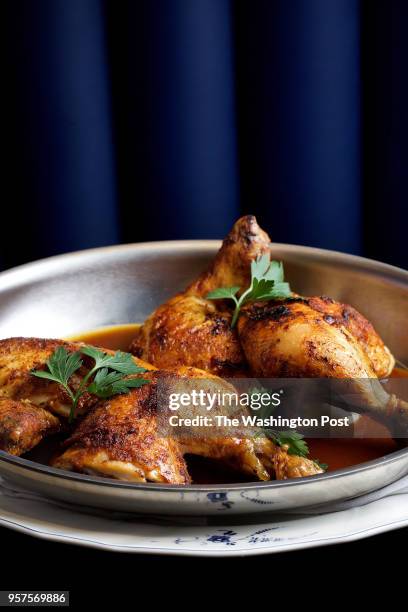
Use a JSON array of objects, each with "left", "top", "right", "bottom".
[
  {"left": 130, "top": 215, "right": 271, "bottom": 376},
  {"left": 53, "top": 367, "right": 322, "bottom": 482},
  {"left": 0, "top": 398, "right": 60, "bottom": 456},
  {"left": 238, "top": 299, "right": 408, "bottom": 431}
]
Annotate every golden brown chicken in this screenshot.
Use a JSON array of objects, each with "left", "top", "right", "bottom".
[
  {"left": 305, "top": 296, "right": 394, "bottom": 378},
  {"left": 0, "top": 398, "right": 60, "bottom": 456},
  {"left": 238, "top": 298, "right": 393, "bottom": 379},
  {"left": 131, "top": 216, "right": 394, "bottom": 380},
  {"left": 130, "top": 215, "right": 402, "bottom": 430},
  {"left": 0, "top": 337, "right": 322, "bottom": 481},
  {"left": 237, "top": 298, "right": 408, "bottom": 431},
  {"left": 53, "top": 367, "right": 321, "bottom": 482},
  {"left": 0, "top": 337, "right": 155, "bottom": 458},
  {"left": 0, "top": 337, "right": 155, "bottom": 419},
  {"left": 130, "top": 294, "right": 247, "bottom": 376},
  {"left": 52, "top": 371, "right": 191, "bottom": 484},
  {"left": 130, "top": 215, "right": 271, "bottom": 376}
]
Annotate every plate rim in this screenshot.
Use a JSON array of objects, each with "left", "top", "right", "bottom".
[{"left": 1, "top": 492, "right": 408, "bottom": 556}]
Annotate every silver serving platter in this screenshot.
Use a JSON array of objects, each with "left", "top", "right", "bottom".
[{"left": 0, "top": 241, "right": 407, "bottom": 516}]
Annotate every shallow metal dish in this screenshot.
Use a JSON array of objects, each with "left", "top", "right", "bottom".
[{"left": 0, "top": 241, "right": 407, "bottom": 515}]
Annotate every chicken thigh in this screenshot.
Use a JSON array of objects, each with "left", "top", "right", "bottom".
[
  {"left": 131, "top": 216, "right": 394, "bottom": 380},
  {"left": 305, "top": 296, "right": 394, "bottom": 378},
  {"left": 130, "top": 215, "right": 401, "bottom": 431},
  {"left": 238, "top": 299, "right": 408, "bottom": 431},
  {"left": 52, "top": 366, "right": 322, "bottom": 482},
  {"left": 0, "top": 337, "right": 154, "bottom": 457}
]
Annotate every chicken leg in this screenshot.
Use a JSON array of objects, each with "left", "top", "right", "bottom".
[
  {"left": 130, "top": 215, "right": 402, "bottom": 432},
  {"left": 130, "top": 215, "right": 271, "bottom": 376},
  {"left": 53, "top": 367, "right": 322, "bottom": 482},
  {"left": 130, "top": 216, "right": 395, "bottom": 380},
  {"left": 0, "top": 337, "right": 322, "bottom": 480},
  {"left": 237, "top": 299, "right": 408, "bottom": 433}
]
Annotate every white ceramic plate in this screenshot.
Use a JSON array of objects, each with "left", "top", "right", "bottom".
[{"left": 1, "top": 477, "right": 408, "bottom": 556}]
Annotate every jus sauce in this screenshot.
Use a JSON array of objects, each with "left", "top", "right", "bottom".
[{"left": 69, "top": 324, "right": 405, "bottom": 479}]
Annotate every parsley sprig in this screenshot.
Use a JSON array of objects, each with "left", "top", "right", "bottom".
[
  {"left": 268, "top": 430, "right": 309, "bottom": 457},
  {"left": 269, "top": 431, "right": 327, "bottom": 470},
  {"left": 32, "top": 345, "right": 149, "bottom": 422},
  {"left": 249, "top": 386, "right": 326, "bottom": 469},
  {"left": 206, "top": 254, "right": 292, "bottom": 327},
  {"left": 249, "top": 386, "right": 309, "bottom": 457}
]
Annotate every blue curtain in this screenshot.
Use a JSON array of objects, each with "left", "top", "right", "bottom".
[{"left": 4, "top": 0, "right": 407, "bottom": 270}]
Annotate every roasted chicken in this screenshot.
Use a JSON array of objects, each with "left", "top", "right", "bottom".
[
  {"left": 0, "top": 337, "right": 322, "bottom": 481},
  {"left": 130, "top": 215, "right": 271, "bottom": 376},
  {"left": 238, "top": 298, "right": 408, "bottom": 431},
  {"left": 52, "top": 371, "right": 191, "bottom": 484},
  {"left": 0, "top": 337, "right": 155, "bottom": 419},
  {"left": 1, "top": 216, "right": 401, "bottom": 483},
  {"left": 0, "top": 398, "right": 60, "bottom": 456},
  {"left": 304, "top": 296, "right": 395, "bottom": 379},
  {"left": 131, "top": 216, "right": 394, "bottom": 379},
  {"left": 238, "top": 298, "right": 394, "bottom": 380},
  {"left": 54, "top": 367, "right": 321, "bottom": 483},
  {"left": 130, "top": 216, "right": 405, "bottom": 431}
]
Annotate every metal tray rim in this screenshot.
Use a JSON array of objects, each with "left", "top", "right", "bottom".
[{"left": 1, "top": 445, "right": 407, "bottom": 493}]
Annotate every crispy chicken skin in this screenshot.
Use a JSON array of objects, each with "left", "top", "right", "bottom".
[
  {"left": 130, "top": 215, "right": 394, "bottom": 383},
  {"left": 0, "top": 398, "right": 60, "bottom": 456},
  {"left": 0, "top": 337, "right": 154, "bottom": 419},
  {"left": 238, "top": 299, "right": 408, "bottom": 430},
  {"left": 52, "top": 372, "right": 190, "bottom": 484},
  {"left": 130, "top": 215, "right": 271, "bottom": 376},
  {"left": 0, "top": 337, "right": 321, "bottom": 481},
  {"left": 53, "top": 366, "right": 322, "bottom": 482},
  {"left": 130, "top": 214, "right": 402, "bottom": 431},
  {"left": 130, "top": 294, "right": 247, "bottom": 376},
  {"left": 238, "top": 299, "right": 385, "bottom": 379},
  {"left": 173, "top": 366, "right": 321, "bottom": 479},
  {"left": 306, "top": 296, "right": 395, "bottom": 378}
]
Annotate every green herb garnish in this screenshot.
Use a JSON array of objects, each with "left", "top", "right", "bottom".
[
  {"left": 248, "top": 386, "right": 309, "bottom": 458},
  {"left": 313, "top": 458, "right": 329, "bottom": 471},
  {"left": 267, "top": 429, "right": 309, "bottom": 457},
  {"left": 206, "top": 254, "right": 292, "bottom": 327},
  {"left": 32, "top": 346, "right": 149, "bottom": 422}
]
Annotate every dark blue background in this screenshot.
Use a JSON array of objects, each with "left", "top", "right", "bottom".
[{"left": 4, "top": 0, "right": 407, "bottom": 270}]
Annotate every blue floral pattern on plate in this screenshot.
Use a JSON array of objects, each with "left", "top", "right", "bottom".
[{"left": 1, "top": 477, "right": 408, "bottom": 556}]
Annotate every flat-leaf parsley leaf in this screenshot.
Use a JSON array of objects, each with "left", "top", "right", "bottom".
[
  {"left": 206, "top": 254, "right": 292, "bottom": 327},
  {"left": 32, "top": 346, "right": 149, "bottom": 422}
]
